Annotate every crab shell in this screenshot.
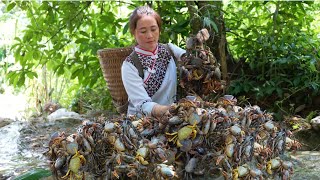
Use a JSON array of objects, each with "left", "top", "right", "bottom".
[
  {"left": 69, "top": 151, "right": 86, "bottom": 174},
  {"left": 104, "top": 122, "right": 116, "bottom": 133},
  {"left": 178, "top": 125, "right": 196, "bottom": 141},
  {"left": 185, "top": 157, "right": 198, "bottom": 173},
  {"left": 136, "top": 147, "right": 149, "bottom": 158},
  {"left": 188, "top": 112, "right": 201, "bottom": 125},
  {"left": 267, "top": 158, "right": 281, "bottom": 174},
  {"left": 230, "top": 125, "right": 242, "bottom": 136},
  {"left": 158, "top": 164, "right": 176, "bottom": 178},
  {"left": 237, "top": 165, "right": 249, "bottom": 177},
  {"left": 114, "top": 138, "right": 125, "bottom": 152},
  {"left": 264, "top": 121, "right": 275, "bottom": 131},
  {"left": 225, "top": 143, "right": 235, "bottom": 158},
  {"left": 66, "top": 142, "right": 78, "bottom": 155}
]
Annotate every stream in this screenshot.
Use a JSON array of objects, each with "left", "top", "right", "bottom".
[
  {"left": 0, "top": 121, "right": 47, "bottom": 179},
  {"left": 0, "top": 90, "right": 50, "bottom": 179}
]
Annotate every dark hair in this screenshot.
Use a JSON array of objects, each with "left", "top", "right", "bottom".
[{"left": 129, "top": 5, "right": 162, "bottom": 35}]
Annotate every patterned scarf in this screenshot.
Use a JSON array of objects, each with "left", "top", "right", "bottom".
[{"left": 125, "top": 44, "right": 172, "bottom": 97}]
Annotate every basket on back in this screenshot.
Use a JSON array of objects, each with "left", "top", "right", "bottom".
[{"left": 97, "top": 47, "right": 133, "bottom": 114}]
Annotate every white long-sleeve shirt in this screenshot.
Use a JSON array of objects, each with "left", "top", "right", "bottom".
[{"left": 121, "top": 43, "right": 185, "bottom": 117}]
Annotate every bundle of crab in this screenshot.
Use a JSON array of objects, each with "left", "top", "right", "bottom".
[
  {"left": 178, "top": 28, "right": 226, "bottom": 99},
  {"left": 45, "top": 95, "right": 301, "bottom": 180}
]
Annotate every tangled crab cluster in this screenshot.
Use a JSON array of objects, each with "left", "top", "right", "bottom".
[
  {"left": 178, "top": 28, "right": 226, "bottom": 98},
  {"left": 46, "top": 95, "right": 301, "bottom": 180}
]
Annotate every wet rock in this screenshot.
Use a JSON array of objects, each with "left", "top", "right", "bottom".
[
  {"left": 31, "top": 142, "right": 42, "bottom": 148},
  {"left": 0, "top": 117, "right": 13, "bottom": 128},
  {"left": 291, "top": 151, "right": 320, "bottom": 180}
]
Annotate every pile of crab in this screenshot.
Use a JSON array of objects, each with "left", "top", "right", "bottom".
[
  {"left": 46, "top": 95, "right": 301, "bottom": 180},
  {"left": 178, "top": 28, "right": 226, "bottom": 98}
]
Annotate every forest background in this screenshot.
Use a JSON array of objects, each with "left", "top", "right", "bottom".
[{"left": 0, "top": 1, "right": 320, "bottom": 123}]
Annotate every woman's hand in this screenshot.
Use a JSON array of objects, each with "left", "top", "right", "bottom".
[{"left": 151, "top": 104, "right": 171, "bottom": 123}]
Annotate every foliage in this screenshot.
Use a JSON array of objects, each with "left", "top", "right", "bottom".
[
  {"left": 225, "top": 1, "right": 320, "bottom": 118},
  {"left": 4, "top": 1, "right": 133, "bottom": 111},
  {"left": 3, "top": 1, "right": 194, "bottom": 113},
  {"left": 70, "top": 85, "right": 115, "bottom": 114}
]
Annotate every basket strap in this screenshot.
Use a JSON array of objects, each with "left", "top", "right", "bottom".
[
  {"left": 131, "top": 43, "right": 176, "bottom": 80},
  {"left": 131, "top": 51, "right": 144, "bottom": 79},
  {"left": 163, "top": 43, "right": 177, "bottom": 66}
]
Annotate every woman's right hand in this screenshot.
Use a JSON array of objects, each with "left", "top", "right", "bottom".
[{"left": 151, "top": 104, "right": 171, "bottom": 123}]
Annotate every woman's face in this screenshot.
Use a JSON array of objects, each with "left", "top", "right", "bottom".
[{"left": 134, "top": 14, "right": 159, "bottom": 52}]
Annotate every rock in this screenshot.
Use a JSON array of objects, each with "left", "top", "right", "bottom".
[
  {"left": 294, "top": 128, "right": 320, "bottom": 151},
  {"left": 291, "top": 151, "right": 320, "bottom": 180},
  {"left": 47, "top": 108, "right": 83, "bottom": 123},
  {"left": 0, "top": 117, "right": 13, "bottom": 128},
  {"left": 310, "top": 116, "right": 320, "bottom": 131}
]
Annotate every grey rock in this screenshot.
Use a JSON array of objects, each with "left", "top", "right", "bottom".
[
  {"left": 47, "top": 108, "right": 83, "bottom": 123},
  {"left": 310, "top": 116, "right": 320, "bottom": 131}
]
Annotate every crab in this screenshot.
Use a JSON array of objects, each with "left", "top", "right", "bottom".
[
  {"left": 218, "top": 95, "right": 238, "bottom": 106},
  {"left": 224, "top": 124, "right": 245, "bottom": 145},
  {"left": 232, "top": 164, "right": 264, "bottom": 180},
  {"left": 156, "top": 164, "right": 178, "bottom": 179},
  {"left": 61, "top": 150, "right": 86, "bottom": 180},
  {"left": 112, "top": 163, "right": 140, "bottom": 179},
  {"left": 104, "top": 121, "right": 121, "bottom": 133},
  {"left": 184, "top": 157, "right": 199, "bottom": 179},
  {"left": 254, "top": 142, "right": 272, "bottom": 160},
  {"left": 286, "top": 137, "right": 302, "bottom": 152},
  {"left": 166, "top": 123, "right": 198, "bottom": 147},
  {"left": 135, "top": 146, "right": 149, "bottom": 165},
  {"left": 144, "top": 136, "right": 167, "bottom": 162},
  {"left": 279, "top": 161, "right": 294, "bottom": 180},
  {"left": 266, "top": 157, "right": 281, "bottom": 175}
]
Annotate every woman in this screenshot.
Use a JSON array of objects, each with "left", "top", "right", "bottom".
[{"left": 121, "top": 5, "right": 185, "bottom": 119}]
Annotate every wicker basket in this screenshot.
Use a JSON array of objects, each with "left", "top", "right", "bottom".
[{"left": 97, "top": 47, "right": 133, "bottom": 113}]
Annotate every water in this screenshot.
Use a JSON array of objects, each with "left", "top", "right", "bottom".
[
  {"left": 0, "top": 89, "right": 47, "bottom": 178},
  {"left": 0, "top": 121, "right": 47, "bottom": 177},
  {"left": 0, "top": 122, "right": 21, "bottom": 175}
]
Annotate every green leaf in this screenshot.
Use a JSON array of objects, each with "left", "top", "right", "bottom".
[
  {"left": 75, "top": 38, "right": 89, "bottom": 44},
  {"left": 57, "top": 65, "right": 65, "bottom": 75},
  {"left": 17, "top": 73, "right": 26, "bottom": 87},
  {"left": 265, "top": 86, "right": 275, "bottom": 95},
  {"left": 293, "top": 78, "right": 300, "bottom": 86},
  {"left": 10, "top": 43, "right": 20, "bottom": 51},
  {"left": 14, "top": 37, "right": 22, "bottom": 43},
  {"left": 123, "top": 22, "right": 129, "bottom": 35},
  {"left": 14, "top": 168, "right": 52, "bottom": 180},
  {"left": 310, "top": 82, "right": 319, "bottom": 90},
  {"left": 80, "top": 31, "right": 90, "bottom": 37},
  {"left": 276, "top": 87, "right": 283, "bottom": 98},
  {"left": 6, "top": 2, "right": 16, "bottom": 12},
  {"left": 25, "top": 51, "right": 33, "bottom": 63},
  {"left": 33, "top": 51, "right": 40, "bottom": 60},
  {"left": 203, "top": 17, "right": 218, "bottom": 33},
  {"left": 26, "top": 71, "right": 38, "bottom": 79},
  {"left": 71, "top": 68, "right": 81, "bottom": 79},
  {"left": 38, "top": 44, "right": 46, "bottom": 48}
]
